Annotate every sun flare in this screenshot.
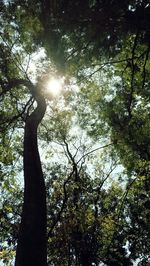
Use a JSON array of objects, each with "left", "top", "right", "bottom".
[{"left": 46, "top": 78, "right": 62, "bottom": 96}]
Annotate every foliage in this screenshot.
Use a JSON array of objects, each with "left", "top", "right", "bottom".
[{"left": 0, "top": 0, "right": 150, "bottom": 265}]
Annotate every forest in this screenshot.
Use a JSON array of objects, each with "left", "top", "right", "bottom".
[{"left": 0, "top": 0, "right": 150, "bottom": 265}]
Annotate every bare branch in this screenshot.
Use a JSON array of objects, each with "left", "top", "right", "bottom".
[
  {"left": 77, "top": 143, "right": 113, "bottom": 164},
  {"left": 47, "top": 168, "right": 75, "bottom": 238}
]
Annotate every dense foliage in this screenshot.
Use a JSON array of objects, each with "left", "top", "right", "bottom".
[{"left": 0, "top": 0, "right": 150, "bottom": 265}]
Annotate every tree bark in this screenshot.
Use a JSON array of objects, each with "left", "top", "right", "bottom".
[{"left": 15, "top": 90, "right": 47, "bottom": 266}]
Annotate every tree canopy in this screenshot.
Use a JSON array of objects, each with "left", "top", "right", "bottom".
[{"left": 0, "top": 0, "right": 150, "bottom": 265}]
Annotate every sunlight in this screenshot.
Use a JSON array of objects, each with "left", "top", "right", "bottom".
[{"left": 46, "top": 78, "right": 62, "bottom": 96}]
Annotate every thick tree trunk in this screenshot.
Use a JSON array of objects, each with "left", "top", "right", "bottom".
[{"left": 15, "top": 93, "right": 47, "bottom": 266}]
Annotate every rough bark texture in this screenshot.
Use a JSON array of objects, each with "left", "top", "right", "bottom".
[{"left": 15, "top": 91, "right": 47, "bottom": 266}]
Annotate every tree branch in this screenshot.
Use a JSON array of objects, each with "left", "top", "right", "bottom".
[{"left": 77, "top": 143, "right": 113, "bottom": 164}]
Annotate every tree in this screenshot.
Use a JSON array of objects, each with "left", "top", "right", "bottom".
[
  {"left": 1, "top": 0, "right": 150, "bottom": 265},
  {"left": 15, "top": 81, "right": 47, "bottom": 266},
  {"left": 0, "top": 2, "right": 48, "bottom": 265}
]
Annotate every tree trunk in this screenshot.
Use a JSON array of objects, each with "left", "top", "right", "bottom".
[{"left": 15, "top": 92, "right": 47, "bottom": 266}]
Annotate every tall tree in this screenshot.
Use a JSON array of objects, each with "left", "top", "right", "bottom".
[
  {"left": 15, "top": 81, "right": 47, "bottom": 266},
  {"left": 1, "top": 0, "right": 150, "bottom": 265},
  {"left": 1, "top": 2, "right": 48, "bottom": 265}
]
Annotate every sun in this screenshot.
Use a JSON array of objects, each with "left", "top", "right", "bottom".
[{"left": 46, "top": 78, "right": 62, "bottom": 96}]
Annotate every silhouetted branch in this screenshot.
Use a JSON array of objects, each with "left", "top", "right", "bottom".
[
  {"left": 77, "top": 143, "right": 113, "bottom": 164},
  {"left": 47, "top": 168, "right": 75, "bottom": 238}
]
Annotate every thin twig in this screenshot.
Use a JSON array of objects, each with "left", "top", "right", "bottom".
[{"left": 77, "top": 143, "right": 113, "bottom": 164}]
